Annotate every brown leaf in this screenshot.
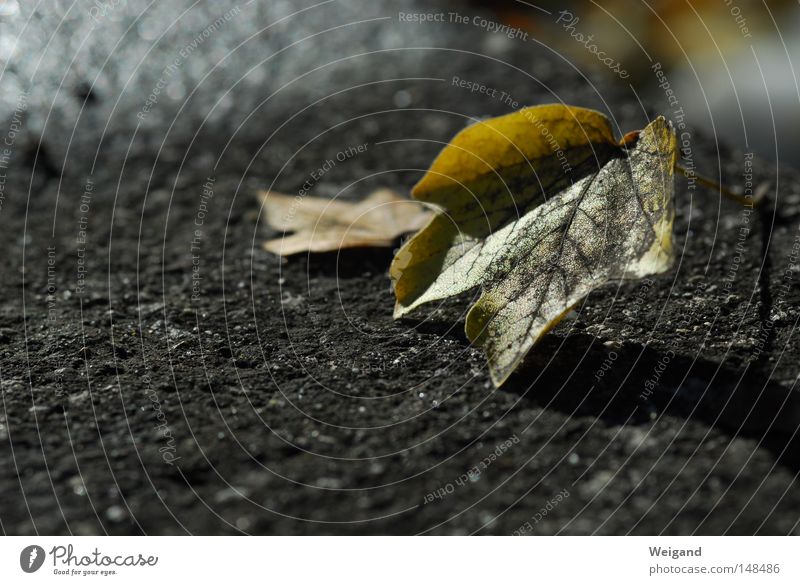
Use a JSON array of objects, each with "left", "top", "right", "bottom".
[{"left": 259, "top": 188, "right": 431, "bottom": 255}]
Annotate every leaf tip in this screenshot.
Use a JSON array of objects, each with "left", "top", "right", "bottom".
[{"left": 392, "top": 301, "right": 411, "bottom": 320}]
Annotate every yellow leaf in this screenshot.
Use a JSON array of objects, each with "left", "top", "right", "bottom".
[{"left": 412, "top": 104, "right": 617, "bottom": 203}]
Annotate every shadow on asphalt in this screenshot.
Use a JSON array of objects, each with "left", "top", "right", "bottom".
[{"left": 504, "top": 334, "right": 800, "bottom": 473}]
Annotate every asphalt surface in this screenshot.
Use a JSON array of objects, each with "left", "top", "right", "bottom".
[{"left": 1, "top": 0, "right": 799, "bottom": 535}]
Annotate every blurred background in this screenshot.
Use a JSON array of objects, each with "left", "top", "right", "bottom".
[
  {"left": 0, "top": 0, "right": 797, "bottom": 165},
  {"left": 472, "top": 0, "right": 799, "bottom": 165}
]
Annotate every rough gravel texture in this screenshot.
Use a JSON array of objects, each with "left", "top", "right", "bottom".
[{"left": 1, "top": 1, "right": 799, "bottom": 535}]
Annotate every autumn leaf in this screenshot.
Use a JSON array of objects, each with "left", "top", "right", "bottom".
[
  {"left": 391, "top": 105, "right": 676, "bottom": 386},
  {"left": 391, "top": 104, "right": 621, "bottom": 313},
  {"left": 259, "top": 188, "right": 431, "bottom": 255}
]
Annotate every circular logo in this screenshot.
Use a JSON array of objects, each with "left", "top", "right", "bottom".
[{"left": 19, "top": 545, "right": 45, "bottom": 573}]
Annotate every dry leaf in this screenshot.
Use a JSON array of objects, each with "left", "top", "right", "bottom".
[
  {"left": 391, "top": 105, "right": 676, "bottom": 386},
  {"left": 259, "top": 188, "right": 431, "bottom": 255},
  {"left": 391, "top": 104, "right": 622, "bottom": 313}
]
